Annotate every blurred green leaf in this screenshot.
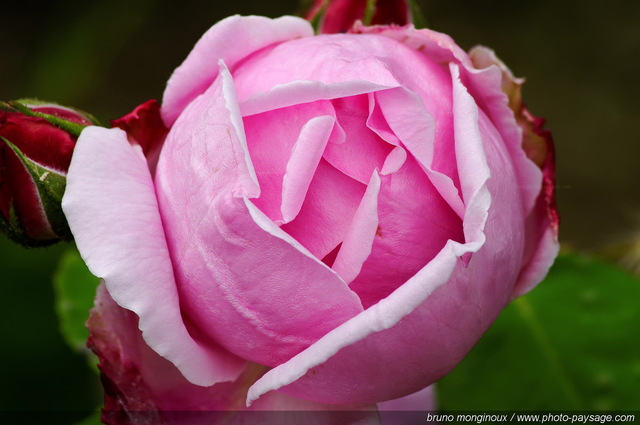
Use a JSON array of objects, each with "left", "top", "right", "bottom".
[
  {"left": 437, "top": 253, "right": 640, "bottom": 410},
  {"left": 53, "top": 247, "right": 100, "bottom": 352},
  {"left": 73, "top": 411, "right": 102, "bottom": 425}
]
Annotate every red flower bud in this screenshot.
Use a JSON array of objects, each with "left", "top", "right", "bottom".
[
  {"left": 306, "top": 0, "right": 411, "bottom": 34},
  {"left": 0, "top": 101, "right": 94, "bottom": 246}
]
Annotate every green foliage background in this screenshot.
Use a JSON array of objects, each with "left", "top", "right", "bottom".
[{"left": 1, "top": 0, "right": 639, "bottom": 420}]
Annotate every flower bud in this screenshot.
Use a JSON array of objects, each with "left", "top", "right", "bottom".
[
  {"left": 306, "top": 0, "right": 411, "bottom": 34},
  {"left": 0, "top": 100, "right": 95, "bottom": 246}
]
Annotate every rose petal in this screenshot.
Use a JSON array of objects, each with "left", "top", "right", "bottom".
[
  {"left": 156, "top": 64, "right": 363, "bottom": 368},
  {"left": 360, "top": 26, "right": 550, "bottom": 242},
  {"left": 332, "top": 171, "right": 381, "bottom": 284},
  {"left": 380, "top": 146, "right": 407, "bottom": 175},
  {"left": 162, "top": 15, "right": 314, "bottom": 126},
  {"left": 232, "top": 34, "right": 404, "bottom": 103},
  {"left": 243, "top": 100, "right": 336, "bottom": 224},
  {"left": 378, "top": 386, "right": 436, "bottom": 425},
  {"left": 90, "top": 283, "right": 378, "bottom": 425},
  {"left": 280, "top": 159, "right": 366, "bottom": 264},
  {"left": 322, "top": 94, "right": 393, "bottom": 184},
  {"left": 373, "top": 87, "right": 465, "bottom": 219},
  {"left": 240, "top": 80, "right": 394, "bottom": 118},
  {"left": 0, "top": 113, "right": 76, "bottom": 173},
  {"left": 246, "top": 61, "right": 524, "bottom": 406},
  {"left": 348, "top": 156, "right": 464, "bottom": 308},
  {"left": 246, "top": 238, "right": 470, "bottom": 405},
  {"left": 281, "top": 115, "right": 335, "bottom": 223},
  {"left": 465, "top": 46, "right": 541, "bottom": 213},
  {"left": 62, "top": 126, "right": 245, "bottom": 387},
  {"left": 110, "top": 99, "right": 168, "bottom": 176},
  {"left": 377, "top": 385, "right": 436, "bottom": 412}
]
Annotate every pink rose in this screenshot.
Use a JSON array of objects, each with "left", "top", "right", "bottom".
[{"left": 62, "top": 15, "right": 558, "bottom": 421}]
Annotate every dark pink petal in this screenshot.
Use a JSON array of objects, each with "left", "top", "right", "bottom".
[
  {"left": 316, "top": 0, "right": 367, "bottom": 34},
  {"left": 0, "top": 113, "right": 75, "bottom": 172},
  {"left": 511, "top": 107, "right": 559, "bottom": 296},
  {"left": 0, "top": 144, "right": 54, "bottom": 239},
  {"left": 307, "top": 0, "right": 410, "bottom": 34},
  {"left": 371, "top": 0, "right": 411, "bottom": 28},
  {"left": 111, "top": 99, "right": 168, "bottom": 175}
]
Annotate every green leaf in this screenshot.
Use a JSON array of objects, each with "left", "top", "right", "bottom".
[
  {"left": 437, "top": 253, "right": 640, "bottom": 411},
  {"left": 72, "top": 411, "right": 102, "bottom": 425},
  {"left": 53, "top": 247, "right": 100, "bottom": 353}
]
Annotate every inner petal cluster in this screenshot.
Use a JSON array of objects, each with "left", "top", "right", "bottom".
[
  {"left": 232, "top": 32, "right": 466, "bottom": 307},
  {"left": 243, "top": 89, "right": 463, "bottom": 307}
]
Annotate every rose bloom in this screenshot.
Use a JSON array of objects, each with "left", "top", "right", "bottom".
[{"left": 62, "top": 15, "right": 558, "bottom": 422}]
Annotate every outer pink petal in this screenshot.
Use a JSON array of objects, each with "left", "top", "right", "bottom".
[
  {"left": 162, "top": 15, "right": 314, "bottom": 126},
  {"left": 156, "top": 65, "right": 363, "bottom": 368},
  {"left": 246, "top": 238, "right": 470, "bottom": 405},
  {"left": 231, "top": 34, "right": 404, "bottom": 103},
  {"left": 90, "top": 284, "right": 379, "bottom": 425},
  {"left": 357, "top": 26, "right": 558, "bottom": 295},
  {"left": 246, "top": 61, "right": 525, "bottom": 406},
  {"left": 62, "top": 126, "right": 245, "bottom": 387}
]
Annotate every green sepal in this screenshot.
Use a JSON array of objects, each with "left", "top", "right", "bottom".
[
  {"left": 0, "top": 202, "right": 57, "bottom": 247},
  {"left": 1, "top": 136, "right": 72, "bottom": 241},
  {"left": 3, "top": 100, "right": 89, "bottom": 137},
  {"left": 16, "top": 98, "right": 102, "bottom": 126},
  {"left": 408, "top": 0, "right": 428, "bottom": 29},
  {"left": 363, "top": 0, "right": 376, "bottom": 26}
]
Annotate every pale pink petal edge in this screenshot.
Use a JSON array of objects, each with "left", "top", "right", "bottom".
[
  {"left": 162, "top": 15, "right": 314, "bottom": 126},
  {"left": 62, "top": 126, "right": 245, "bottom": 386}
]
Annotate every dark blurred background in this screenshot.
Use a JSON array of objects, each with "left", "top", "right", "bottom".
[{"left": 1, "top": 0, "right": 638, "bottom": 417}]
